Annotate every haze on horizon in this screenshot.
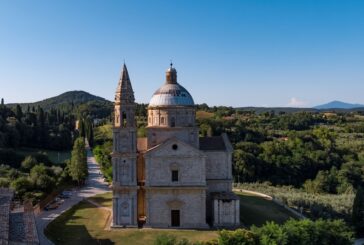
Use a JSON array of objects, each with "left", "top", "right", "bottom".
[{"left": 0, "top": 0, "right": 363, "bottom": 108}]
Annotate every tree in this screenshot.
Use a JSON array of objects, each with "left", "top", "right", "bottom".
[
  {"left": 78, "top": 118, "right": 85, "bottom": 137},
  {"left": 15, "top": 104, "right": 23, "bottom": 121},
  {"left": 352, "top": 186, "right": 364, "bottom": 234},
  {"left": 68, "top": 137, "right": 87, "bottom": 185},
  {"left": 304, "top": 167, "right": 339, "bottom": 194},
  {"left": 338, "top": 161, "right": 364, "bottom": 189},
  {"left": 253, "top": 222, "right": 288, "bottom": 245},
  {"left": 21, "top": 155, "right": 38, "bottom": 171},
  {"left": 252, "top": 219, "right": 353, "bottom": 245},
  {"left": 30, "top": 164, "right": 55, "bottom": 192},
  {"left": 84, "top": 118, "right": 94, "bottom": 147},
  {"left": 10, "top": 176, "right": 32, "bottom": 197}
]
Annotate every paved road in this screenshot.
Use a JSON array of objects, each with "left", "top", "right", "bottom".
[
  {"left": 355, "top": 238, "right": 364, "bottom": 245},
  {"left": 35, "top": 148, "right": 111, "bottom": 245}
]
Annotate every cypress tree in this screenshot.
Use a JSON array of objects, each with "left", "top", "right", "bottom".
[
  {"left": 68, "top": 137, "right": 87, "bottom": 185},
  {"left": 15, "top": 104, "right": 23, "bottom": 121},
  {"left": 353, "top": 186, "right": 364, "bottom": 234},
  {"left": 79, "top": 118, "right": 85, "bottom": 137}
]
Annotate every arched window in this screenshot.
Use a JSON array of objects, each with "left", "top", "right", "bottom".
[
  {"left": 161, "top": 117, "right": 165, "bottom": 125},
  {"left": 122, "top": 112, "right": 127, "bottom": 127}
]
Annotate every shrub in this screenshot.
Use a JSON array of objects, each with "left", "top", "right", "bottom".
[
  {"left": 218, "top": 229, "right": 258, "bottom": 245},
  {"left": 21, "top": 155, "right": 38, "bottom": 171},
  {"left": 252, "top": 219, "right": 354, "bottom": 245},
  {"left": 154, "top": 234, "right": 177, "bottom": 245}
]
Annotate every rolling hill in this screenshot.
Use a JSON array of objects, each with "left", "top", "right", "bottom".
[
  {"left": 6, "top": 91, "right": 113, "bottom": 118},
  {"left": 7, "top": 90, "right": 112, "bottom": 110},
  {"left": 314, "top": 100, "right": 364, "bottom": 109}
]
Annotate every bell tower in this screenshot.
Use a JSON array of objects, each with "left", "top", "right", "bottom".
[{"left": 112, "top": 63, "right": 138, "bottom": 227}]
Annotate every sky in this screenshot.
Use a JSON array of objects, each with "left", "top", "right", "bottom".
[{"left": 0, "top": 0, "right": 364, "bottom": 107}]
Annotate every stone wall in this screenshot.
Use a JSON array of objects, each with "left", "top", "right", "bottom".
[
  {"left": 148, "top": 107, "right": 195, "bottom": 128},
  {"left": 213, "top": 199, "right": 240, "bottom": 227},
  {"left": 145, "top": 139, "right": 206, "bottom": 186},
  {"left": 205, "top": 151, "right": 232, "bottom": 180},
  {"left": 147, "top": 127, "right": 199, "bottom": 149},
  {"left": 145, "top": 188, "right": 208, "bottom": 228},
  {"left": 112, "top": 189, "right": 138, "bottom": 227},
  {"left": 112, "top": 155, "right": 137, "bottom": 185},
  {"left": 206, "top": 180, "right": 232, "bottom": 193}
]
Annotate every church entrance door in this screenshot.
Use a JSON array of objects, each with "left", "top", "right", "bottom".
[{"left": 171, "top": 210, "right": 180, "bottom": 227}]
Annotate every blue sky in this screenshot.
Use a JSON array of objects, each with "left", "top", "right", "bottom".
[{"left": 0, "top": 0, "right": 364, "bottom": 107}]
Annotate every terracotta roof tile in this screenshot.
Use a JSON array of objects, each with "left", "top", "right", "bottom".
[{"left": 199, "top": 136, "right": 226, "bottom": 151}]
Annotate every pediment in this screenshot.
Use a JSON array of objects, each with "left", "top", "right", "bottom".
[{"left": 144, "top": 137, "right": 205, "bottom": 158}]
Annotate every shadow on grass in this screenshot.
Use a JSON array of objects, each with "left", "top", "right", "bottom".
[
  {"left": 237, "top": 193, "right": 296, "bottom": 227},
  {"left": 45, "top": 201, "right": 113, "bottom": 245},
  {"left": 88, "top": 194, "right": 112, "bottom": 208}
]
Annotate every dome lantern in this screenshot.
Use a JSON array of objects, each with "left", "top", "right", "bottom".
[
  {"left": 149, "top": 64, "right": 194, "bottom": 107},
  {"left": 166, "top": 63, "right": 177, "bottom": 84}
]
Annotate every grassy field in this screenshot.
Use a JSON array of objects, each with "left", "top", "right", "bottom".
[
  {"left": 45, "top": 199, "right": 218, "bottom": 245},
  {"left": 236, "top": 191, "right": 297, "bottom": 227},
  {"left": 88, "top": 192, "right": 113, "bottom": 208},
  {"left": 45, "top": 191, "right": 296, "bottom": 244},
  {"left": 196, "top": 110, "right": 215, "bottom": 119},
  {"left": 16, "top": 147, "right": 71, "bottom": 163}
]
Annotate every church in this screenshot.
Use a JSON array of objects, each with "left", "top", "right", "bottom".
[{"left": 111, "top": 64, "right": 240, "bottom": 229}]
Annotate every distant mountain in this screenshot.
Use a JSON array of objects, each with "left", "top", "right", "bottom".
[
  {"left": 314, "top": 101, "right": 364, "bottom": 109},
  {"left": 236, "top": 107, "right": 317, "bottom": 114},
  {"left": 7, "top": 90, "right": 112, "bottom": 110}
]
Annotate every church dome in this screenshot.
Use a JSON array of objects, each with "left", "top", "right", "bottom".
[{"left": 148, "top": 65, "right": 194, "bottom": 107}]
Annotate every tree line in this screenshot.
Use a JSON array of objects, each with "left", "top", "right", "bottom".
[{"left": 0, "top": 102, "right": 75, "bottom": 150}]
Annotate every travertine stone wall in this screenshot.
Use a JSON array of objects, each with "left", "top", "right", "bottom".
[
  {"left": 144, "top": 140, "right": 206, "bottom": 186},
  {"left": 147, "top": 127, "right": 199, "bottom": 149},
  {"left": 112, "top": 189, "right": 138, "bottom": 227},
  {"left": 145, "top": 188, "right": 208, "bottom": 228},
  {"left": 148, "top": 107, "right": 196, "bottom": 128},
  {"left": 112, "top": 155, "right": 137, "bottom": 186},
  {"left": 213, "top": 199, "right": 240, "bottom": 227},
  {"left": 205, "top": 151, "right": 232, "bottom": 180},
  {"left": 206, "top": 180, "right": 232, "bottom": 193},
  {"left": 113, "top": 128, "right": 137, "bottom": 153}
]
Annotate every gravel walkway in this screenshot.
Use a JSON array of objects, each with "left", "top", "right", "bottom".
[{"left": 35, "top": 148, "right": 111, "bottom": 245}]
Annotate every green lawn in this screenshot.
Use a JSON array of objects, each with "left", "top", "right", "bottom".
[
  {"left": 236, "top": 191, "right": 298, "bottom": 227},
  {"left": 88, "top": 192, "right": 113, "bottom": 208},
  {"left": 45, "top": 191, "right": 297, "bottom": 244},
  {"left": 16, "top": 147, "right": 71, "bottom": 163},
  {"left": 45, "top": 200, "right": 218, "bottom": 245}
]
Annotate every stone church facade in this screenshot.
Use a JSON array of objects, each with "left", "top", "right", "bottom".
[{"left": 112, "top": 64, "right": 239, "bottom": 228}]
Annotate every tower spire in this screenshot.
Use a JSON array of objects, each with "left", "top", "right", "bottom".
[{"left": 115, "top": 63, "right": 135, "bottom": 104}]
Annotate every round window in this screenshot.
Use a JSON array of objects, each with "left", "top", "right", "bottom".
[{"left": 172, "top": 144, "right": 178, "bottom": 150}]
